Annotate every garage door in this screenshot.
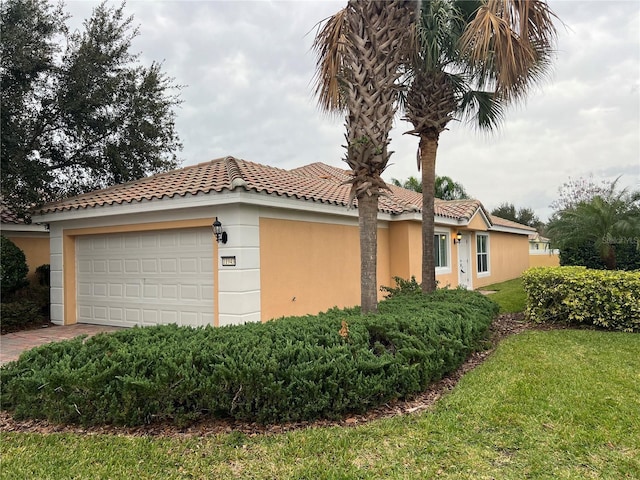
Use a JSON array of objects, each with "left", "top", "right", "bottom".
[{"left": 76, "top": 228, "right": 214, "bottom": 327}]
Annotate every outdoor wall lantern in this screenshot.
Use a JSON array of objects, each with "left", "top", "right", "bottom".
[
  {"left": 212, "top": 217, "right": 228, "bottom": 244},
  {"left": 453, "top": 232, "right": 462, "bottom": 244}
]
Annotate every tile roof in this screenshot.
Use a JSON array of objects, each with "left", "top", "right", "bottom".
[
  {"left": 528, "top": 231, "right": 550, "bottom": 241},
  {"left": 36, "top": 157, "right": 423, "bottom": 216},
  {"left": 1, "top": 204, "right": 23, "bottom": 224},
  {"left": 490, "top": 215, "right": 536, "bottom": 231},
  {"left": 34, "top": 156, "right": 532, "bottom": 231}
]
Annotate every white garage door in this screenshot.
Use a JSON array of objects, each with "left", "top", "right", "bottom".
[{"left": 76, "top": 228, "right": 214, "bottom": 327}]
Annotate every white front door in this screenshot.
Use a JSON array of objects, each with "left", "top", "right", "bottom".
[
  {"left": 76, "top": 228, "right": 214, "bottom": 327},
  {"left": 457, "top": 234, "right": 472, "bottom": 289}
]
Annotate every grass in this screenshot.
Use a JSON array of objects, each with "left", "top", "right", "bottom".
[
  {"left": 478, "top": 277, "right": 526, "bottom": 313},
  {"left": 2, "top": 329, "right": 638, "bottom": 479}
]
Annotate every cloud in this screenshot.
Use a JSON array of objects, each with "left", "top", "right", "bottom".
[{"left": 61, "top": 0, "right": 640, "bottom": 222}]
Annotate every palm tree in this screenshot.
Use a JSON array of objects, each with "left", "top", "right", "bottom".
[
  {"left": 434, "top": 175, "right": 469, "bottom": 200},
  {"left": 403, "top": 0, "right": 558, "bottom": 292},
  {"left": 313, "top": 1, "right": 413, "bottom": 313},
  {"left": 547, "top": 185, "right": 640, "bottom": 270},
  {"left": 391, "top": 176, "right": 422, "bottom": 193},
  {"left": 391, "top": 175, "right": 469, "bottom": 199}
]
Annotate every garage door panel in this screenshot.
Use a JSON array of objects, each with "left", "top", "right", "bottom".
[
  {"left": 94, "top": 306, "right": 107, "bottom": 320},
  {"left": 76, "top": 228, "right": 214, "bottom": 327},
  {"left": 160, "top": 258, "right": 177, "bottom": 273},
  {"left": 92, "top": 237, "right": 107, "bottom": 249},
  {"left": 93, "top": 260, "right": 107, "bottom": 273},
  {"left": 107, "top": 236, "right": 122, "bottom": 249},
  {"left": 78, "top": 282, "right": 92, "bottom": 295},
  {"left": 180, "top": 257, "right": 198, "bottom": 273},
  {"left": 142, "top": 284, "right": 158, "bottom": 299},
  {"left": 125, "top": 283, "right": 140, "bottom": 297},
  {"left": 93, "top": 283, "right": 107, "bottom": 297},
  {"left": 140, "top": 235, "right": 156, "bottom": 248},
  {"left": 78, "top": 259, "right": 92, "bottom": 273},
  {"left": 124, "top": 259, "right": 140, "bottom": 273},
  {"left": 109, "top": 307, "right": 123, "bottom": 321},
  {"left": 108, "top": 284, "right": 123, "bottom": 297},
  {"left": 141, "top": 259, "right": 157, "bottom": 273},
  {"left": 108, "top": 259, "right": 123, "bottom": 273}
]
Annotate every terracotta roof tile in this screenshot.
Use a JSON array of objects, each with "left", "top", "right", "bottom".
[
  {"left": 434, "top": 199, "right": 489, "bottom": 221},
  {"left": 1, "top": 204, "right": 23, "bottom": 224},
  {"left": 36, "top": 157, "right": 508, "bottom": 226}
]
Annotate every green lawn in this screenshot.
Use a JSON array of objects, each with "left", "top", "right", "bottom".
[
  {"left": 2, "top": 329, "right": 638, "bottom": 479},
  {"left": 478, "top": 277, "right": 526, "bottom": 313}
]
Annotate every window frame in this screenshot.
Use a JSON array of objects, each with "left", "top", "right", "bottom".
[
  {"left": 434, "top": 231, "right": 451, "bottom": 274},
  {"left": 476, "top": 233, "right": 490, "bottom": 277}
]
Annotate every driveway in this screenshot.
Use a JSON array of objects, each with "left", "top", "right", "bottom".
[{"left": 1, "top": 324, "right": 122, "bottom": 365}]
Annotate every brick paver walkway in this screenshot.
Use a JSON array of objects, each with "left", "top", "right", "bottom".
[{"left": 1, "top": 324, "right": 122, "bottom": 365}]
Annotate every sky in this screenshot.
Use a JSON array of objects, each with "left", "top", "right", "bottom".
[{"left": 64, "top": 0, "right": 640, "bottom": 221}]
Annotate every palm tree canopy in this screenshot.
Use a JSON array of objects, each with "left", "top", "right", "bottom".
[
  {"left": 404, "top": 0, "right": 558, "bottom": 138},
  {"left": 313, "top": 0, "right": 414, "bottom": 201},
  {"left": 459, "top": 0, "right": 558, "bottom": 101},
  {"left": 547, "top": 186, "right": 640, "bottom": 269}
]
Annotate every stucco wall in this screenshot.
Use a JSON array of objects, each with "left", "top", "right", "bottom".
[
  {"left": 388, "top": 221, "right": 422, "bottom": 282},
  {"left": 467, "top": 212, "right": 489, "bottom": 231},
  {"left": 529, "top": 252, "right": 560, "bottom": 268},
  {"left": 259, "top": 217, "right": 391, "bottom": 321},
  {"left": 3, "top": 233, "right": 50, "bottom": 282}
]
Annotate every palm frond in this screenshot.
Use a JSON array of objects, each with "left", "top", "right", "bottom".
[
  {"left": 414, "top": 0, "right": 464, "bottom": 72},
  {"left": 458, "top": 89, "right": 505, "bottom": 131},
  {"left": 459, "top": 0, "right": 558, "bottom": 102},
  {"left": 312, "top": 9, "right": 348, "bottom": 113}
]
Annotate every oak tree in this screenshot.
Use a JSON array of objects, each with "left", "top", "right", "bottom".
[{"left": 1, "top": 0, "right": 182, "bottom": 217}]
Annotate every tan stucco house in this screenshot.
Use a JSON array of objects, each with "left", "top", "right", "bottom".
[{"left": 33, "top": 156, "right": 534, "bottom": 328}]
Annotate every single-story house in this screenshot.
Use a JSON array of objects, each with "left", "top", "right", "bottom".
[
  {"left": 1, "top": 205, "right": 50, "bottom": 282},
  {"left": 34, "top": 156, "right": 535, "bottom": 328}
]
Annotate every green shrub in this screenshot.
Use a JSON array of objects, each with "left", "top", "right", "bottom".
[
  {"left": 1, "top": 284, "right": 51, "bottom": 333},
  {"left": 0, "top": 236, "right": 29, "bottom": 297},
  {"left": 522, "top": 266, "right": 640, "bottom": 332},
  {"left": 35, "top": 264, "right": 51, "bottom": 286},
  {"left": 0, "top": 301, "right": 41, "bottom": 331},
  {"left": 380, "top": 275, "right": 423, "bottom": 297},
  {"left": 0, "top": 289, "right": 497, "bottom": 427}
]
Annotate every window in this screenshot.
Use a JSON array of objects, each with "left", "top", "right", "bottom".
[
  {"left": 434, "top": 234, "right": 448, "bottom": 268},
  {"left": 477, "top": 234, "right": 489, "bottom": 274}
]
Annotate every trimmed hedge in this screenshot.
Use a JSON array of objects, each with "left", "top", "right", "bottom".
[
  {"left": 0, "top": 289, "right": 498, "bottom": 427},
  {"left": 559, "top": 239, "right": 640, "bottom": 271},
  {"left": 522, "top": 266, "right": 640, "bottom": 332}
]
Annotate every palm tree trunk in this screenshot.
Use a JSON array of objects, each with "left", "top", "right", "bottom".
[
  {"left": 420, "top": 133, "right": 439, "bottom": 293},
  {"left": 604, "top": 244, "right": 617, "bottom": 270},
  {"left": 359, "top": 192, "right": 379, "bottom": 313}
]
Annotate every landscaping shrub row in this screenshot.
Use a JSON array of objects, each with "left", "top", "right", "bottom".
[
  {"left": 0, "top": 288, "right": 497, "bottom": 427},
  {"left": 522, "top": 266, "right": 640, "bottom": 332}
]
